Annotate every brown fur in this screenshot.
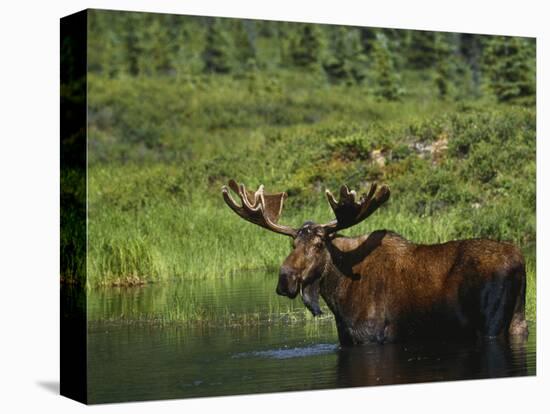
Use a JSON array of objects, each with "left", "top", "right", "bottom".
[{"left": 278, "top": 227, "right": 528, "bottom": 345}]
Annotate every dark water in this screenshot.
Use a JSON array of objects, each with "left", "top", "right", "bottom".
[{"left": 86, "top": 274, "right": 536, "bottom": 404}]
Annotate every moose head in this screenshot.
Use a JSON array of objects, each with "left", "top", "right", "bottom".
[{"left": 221, "top": 179, "right": 390, "bottom": 316}]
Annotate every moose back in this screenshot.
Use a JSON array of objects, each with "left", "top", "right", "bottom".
[{"left": 222, "top": 180, "right": 528, "bottom": 345}]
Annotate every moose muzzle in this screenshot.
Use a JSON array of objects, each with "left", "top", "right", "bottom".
[{"left": 276, "top": 266, "right": 300, "bottom": 298}]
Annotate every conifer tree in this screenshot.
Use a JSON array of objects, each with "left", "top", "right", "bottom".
[
  {"left": 433, "top": 33, "right": 455, "bottom": 99},
  {"left": 202, "top": 18, "right": 234, "bottom": 74},
  {"left": 323, "top": 26, "right": 366, "bottom": 84},
  {"left": 257, "top": 20, "right": 276, "bottom": 38},
  {"left": 372, "top": 33, "right": 401, "bottom": 100},
  {"left": 233, "top": 20, "right": 256, "bottom": 69},
  {"left": 407, "top": 30, "right": 437, "bottom": 69},
  {"left": 122, "top": 13, "right": 142, "bottom": 76},
  {"left": 359, "top": 27, "right": 377, "bottom": 54},
  {"left": 162, "top": 15, "right": 185, "bottom": 74},
  {"left": 288, "top": 24, "right": 323, "bottom": 68},
  {"left": 483, "top": 36, "right": 535, "bottom": 102},
  {"left": 136, "top": 14, "right": 180, "bottom": 76},
  {"left": 88, "top": 11, "right": 125, "bottom": 77},
  {"left": 379, "top": 29, "right": 409, "bottom": 70},
  {"left": 459, "top": 33, "right": 483, "bottom": 94}
]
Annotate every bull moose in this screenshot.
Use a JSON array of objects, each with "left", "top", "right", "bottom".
[{"left": 221, "top": 179, "right": 528, "bottom": 345}]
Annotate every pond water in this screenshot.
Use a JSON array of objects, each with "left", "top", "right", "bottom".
[{"left": 85, "top": 273, "right": 536, "bottom": 404}]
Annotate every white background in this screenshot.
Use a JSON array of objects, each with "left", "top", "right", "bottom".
[{"left": 0, "top": 0, "right": 548, "bottom": 412}]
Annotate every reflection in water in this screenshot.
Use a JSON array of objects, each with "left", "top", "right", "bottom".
[
  {"left": 86, "top": 275, "right": 535, "bottom": 404},
  {"left": 336, "top": 336, "right": 533, "bottom": 387}
]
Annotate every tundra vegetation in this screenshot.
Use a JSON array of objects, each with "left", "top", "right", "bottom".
[{"left": 62, "top": 10, "right": 536, "bottom": 323}]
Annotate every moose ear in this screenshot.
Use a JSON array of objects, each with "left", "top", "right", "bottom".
[{"left": 301, "top": 279, "right": 323, "bottom": 317}]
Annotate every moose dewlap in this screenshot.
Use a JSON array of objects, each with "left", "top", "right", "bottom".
[{"left": 222, "top": 179, "right": 528, "bottom": 345}]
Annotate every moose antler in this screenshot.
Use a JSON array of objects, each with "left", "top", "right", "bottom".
[
  {"left": 322, "top": 183, "right": 390, "bottom": 233},
  {"left": 221, "top": 179, "right": 298, "bottom": 238}
]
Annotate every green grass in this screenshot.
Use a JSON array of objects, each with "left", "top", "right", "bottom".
[{"left": 74, "top": 69, "right": 537, "bottom": 322}]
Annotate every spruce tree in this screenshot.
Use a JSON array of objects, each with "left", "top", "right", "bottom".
[
  {"left": 257, "top": 20, "right": 276, "bottom": 38},
  {"left": 433, "top": 32, "right": 480, "bottom": 100},
  {"left": 433, "top": 33, "right": 455, "bottom": 99},
  {"left": 88, "top": 10, "right": 124, "bottom": 77},
  {"left": 233, "top": 20, "right": 256, "bottom": 69},
  {"left": 407, "top": 30, "right": 437, "bottom": 69},
  {"left": 459, "top": 33, "right": 483, "bottom": 94},
  {"left": 122, "top": 13, "right": 142, "bottom": 76},
  {"left": 323, "top": 26, "right": 366, "bottom": 84},
  {"left": 483, "top": 36, "right": 535, "bottom": 102},
  {"left": 359, "top": 27, "right": 377, "bottom": 54},
  {"left": 202, "top": 18, "right": 234, "bottom": 74},
  {"left": 383, "top": 29, "right": 409, "bottom": 70},
  {"left": 288, "top": 24, "right": 323, "bottom": 68},
  {"left": 372, "top": 33, "right": 401, "bottom": 100},
  {"left": 162, "top": 15, "right": 185, "bottom": 75},
  {"left": 136, "top": 14, "right": 180, "bottom": 76}
]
